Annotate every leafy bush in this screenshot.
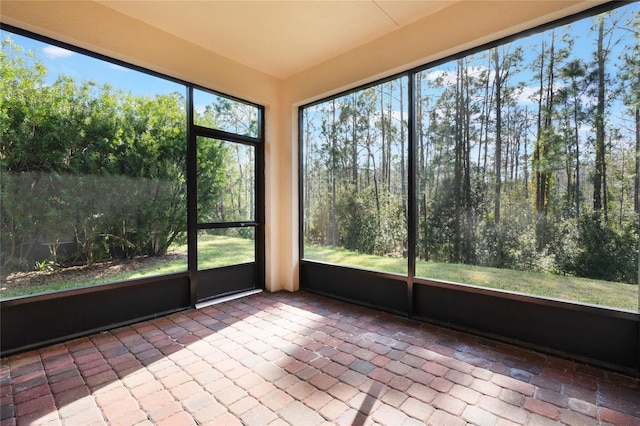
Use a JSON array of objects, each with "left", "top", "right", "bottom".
[
  {"left": 0, "top": 38, "right": 227, "bottom": 272},
  {"left": 562, "top": 213, "right": 639, "bottom": 284}
]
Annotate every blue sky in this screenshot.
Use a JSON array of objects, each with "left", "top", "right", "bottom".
[{"left": 2, "top": 30, "right": 185, "bottom": 98}]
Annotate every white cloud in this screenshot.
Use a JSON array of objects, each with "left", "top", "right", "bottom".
[
  {"left": 42, "top": 46, "right": 75, "bottom": 59},
  {"left": 516, "top": 85, "right": 539, "bottom": 104},
  {"left": 108, "top": 63, "right": 127, "bottom": 71},
  {"left": 423, "top": 69, "right": 457, "bottom": 86}
]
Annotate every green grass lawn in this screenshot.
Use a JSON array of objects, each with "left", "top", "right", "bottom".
[
  {"left": 4, "top": 237, "right": 637, "bottom": 311},
  {"left": 1, "top": 235, "right": 254, "bottom": 299},
  {"left": 304, "top": 244, "right": 639, "bottom": 311}
]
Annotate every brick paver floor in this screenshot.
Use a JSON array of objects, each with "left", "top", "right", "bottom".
[{"left": 1, "top": 291, "right": 639, "bottom": 425}]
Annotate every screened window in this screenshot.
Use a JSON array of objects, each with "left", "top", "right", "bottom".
[
  {"left": 193, "top": 88, "right": 260, "bottom": 138},
  {"left": 301, "top": 2, "right": 640, "bottom": 311},
  {"left": 302, "top": 77, "right": 409, "bottom": 275},
  {"left": 0, "top": 31, "right": 187, "bottom": 298},
  {"left": 0, "top": 29, "right": 264, "bottom": 300},
  {"left": 414, "top": 3, "right": 639, "bottom": 310}
]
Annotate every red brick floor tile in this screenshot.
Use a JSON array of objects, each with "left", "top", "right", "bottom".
[
  {"left": 57, "top": 396, "right": 99, "bottom": 420},
  {"left": 81, "top": 361, "right": 111, "bottom": 378},
  {"left": 534, "top": 387, "right": 569, "bottom": 408},
  {"left": 246, "top": 381, "right": 275, "bottom": 400},
  {"left": 15, "top": 410, "right": 58, "bottom": 426},
  {"left": 54, "top": 385, "right": 91, "bottom": 407},
  {"left": 599, "top": 406, "right": 639, "bottom": 425},
  {"left": 128, "top": 379, "right": 163, "bottom": 400},
  {"left": 85, "top": 370, "right": 119, "bottom": 389},
  {"left": 422, "top": 360, "right": 449, "bottom": 377},
  {"left": 213, "top": 383, "right": 247, "bottom": 406},
  {"left": 399, "top": 396, "right": 435, "bottom": 421},
  {"left": 63, "top": 407, "right": 105, "bottom": 425},
  {"left": 450, "top": 383, "right": 481, "bottom": 405},
  {"left": 492, "top": 374, "right": 535, "bottom": 397},
  {"left": 158, "top": 370, "right": 191, "bottom": 389},
  {"left": 146, "top": 400, "right": 183, "bottom": 423},
  {"left": 14, "top": 394, "right": 55, "bottom": 417},
  {"left": 278, "top": 400, "right": 325, "bottom": 426},
  {"left": 380, "top": 388, "right": 408, "bottom": 407},
  {"left": 286, "top": 380, "right": 315, "bottom": 400},
  {"left": 228, "top": 395, "right": 259, "bottom": 416},
  {"left": 295, "top": 366, "right": 320, "bottom": 381},
  {"left": 327, "top": 382, "right": 358, "bottom": 403},
  {"left": 432, "top": 393, "right": 466, "bottom": 416},
  {"left": 461, "top": 405, "right": 499, "bottom": 425},
  {"left": 372, "top": 403, "right": 409, "bottom": 424},
  {"left": 471, "top": 377, "right": 502, "bottom": 397},
  {"left": 567, "top": 397, "right": 597, "bottom": 418},
  {"left": 367, "top": 367, "right": 395, "bottom": 384},
  {"left": 105, "top": 408, "right": 148, "bottom": 426},
  {"left": 322, "top": 361, "right": 348, "bottom": 377},
  {"left": 93, "top": 385, "right": 133, "bottom": 408},
  {"left": 168, "top": 380, "right": 202, "bottom": 401},
  {"left": 336, "top": 408, "right": 375, "bottom": 426},
  {"left": 332, "top": 351, "right": 356, "bottom": 367},
  {"left": 406, "top": 383, "right": 437, "bottom": 403},
  {"left": 388, "top": 375, "right": 412, "bottom": 392},
  {"left": 429, "top": 408, "right": 467, "bottom": 426},
  {"left": 4, "top": 292, "right": 640, "bottom": 426},
  {"left": 241, "top": 404, "right": 278, "bottom": 426},
  {"left": 559, "top": 408, "right": 599, "bottom": 426},
  {"left": 303, "top": 389, "right": 333, "bottom": 411},
  {"left": 191, "top": 400, "right": 227, "bottom": 424},
  {"left": 137, "top": 389, "right": 175, "bottom": 412},
  {"left": 204, "top": 376, "right": 233, "bottom": 394},
  {"left": 319, "top": 398, "right": 350, "bottom": 421},
  {"left": 309, "top": 373, "right": 338, "bottom": 391},
  {"left": 524, "top": 396, "right": 560, "bottom": 420},
  {"left": 370, "top": 355, "right": 391, "bottom": 368},
  {"left": 12, "top": 376, "right": 47, "bottom": 394},
  {"left": 273, "top": 373, "right": 298, "bottom": 390},
  {"left": 500, "top": 388, "right": 525, "bottom": 407},
  {"left": 430, "top": 376, "right": 454, "bottom": 393},
  {"left": 11, "top": 369, "right": 45, "bottom": 386},
  {"left": 478, "top": 395, "right": 528, "bottom": 424},
  {"left": 12, "top": 384, "right": 49, "bottom": 405},
  {"left": 202, "top": 411, "right": 242, "bottom": 425},
  {"left": 48, "top": 375, "right": 83, "bottom": 394}
]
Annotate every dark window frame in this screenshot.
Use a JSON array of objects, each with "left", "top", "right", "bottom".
[
  {"left": 298, "top": 0, "right": 638, "bottom": 313},
  {"left": 0, "top": 23, "right": 266, "bottom": 303}
]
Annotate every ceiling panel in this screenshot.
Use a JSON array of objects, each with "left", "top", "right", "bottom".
[{"left": 98, "top": 0, "right": 458, "bottom": 78}]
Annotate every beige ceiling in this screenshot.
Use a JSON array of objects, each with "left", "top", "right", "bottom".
[{"left": 96, "top": 1, "right": 457, "bottom": 79}]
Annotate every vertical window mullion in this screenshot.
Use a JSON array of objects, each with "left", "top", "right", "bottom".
[{"left": 407, "top": 72, "right": 417, "bottom": 317}]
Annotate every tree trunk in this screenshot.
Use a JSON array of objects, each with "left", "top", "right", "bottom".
[
  {"left": 494, "top": 48, "right": 502, "bottom": 225},
  {"left": 635, "top": 108, "right": 639, "bottom": 214},
  {"left": 351, "top": 96, "right": 358, "bottom": 189},
  {"left": 593, "top": 18, "right": 606, "bottom": 219},
  {"left": 330, "top": 99, "right": 338, "bottom": 246}
]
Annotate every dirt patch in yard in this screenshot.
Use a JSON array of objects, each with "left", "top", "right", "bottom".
[{"left": 0, "top": 252, "right": 187, "bottom": 295}]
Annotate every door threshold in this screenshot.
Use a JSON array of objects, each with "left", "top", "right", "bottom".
[{"left": 195, "top": 289, "right": 263, "bottom": 309}]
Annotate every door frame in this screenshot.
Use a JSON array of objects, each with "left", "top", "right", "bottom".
[{"left": 187, "top": 87, "right": 265, "bottom": 306}]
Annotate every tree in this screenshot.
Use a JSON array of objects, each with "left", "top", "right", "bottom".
[
  {"left": 0, "top": 36, "right": 235, "bottom": 272},
  {"left": 618, "top": 9, "right": 640, "bottom": 214},
  {"left": 559, "top": 58, "right": 587, "bottom": 217}
]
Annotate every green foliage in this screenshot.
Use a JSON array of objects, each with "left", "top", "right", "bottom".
[
  {"left": 0, "top": 36, "right": 230, "bottom": 273},
  {"left": 337, "top": 186, "right": 405, "bottom": 256},
  {"left": 302, "top": 3, "right": 640, "bottom": 298},
  {"left": 562, "top": 213, "right": 639, "bottom": 284}
]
